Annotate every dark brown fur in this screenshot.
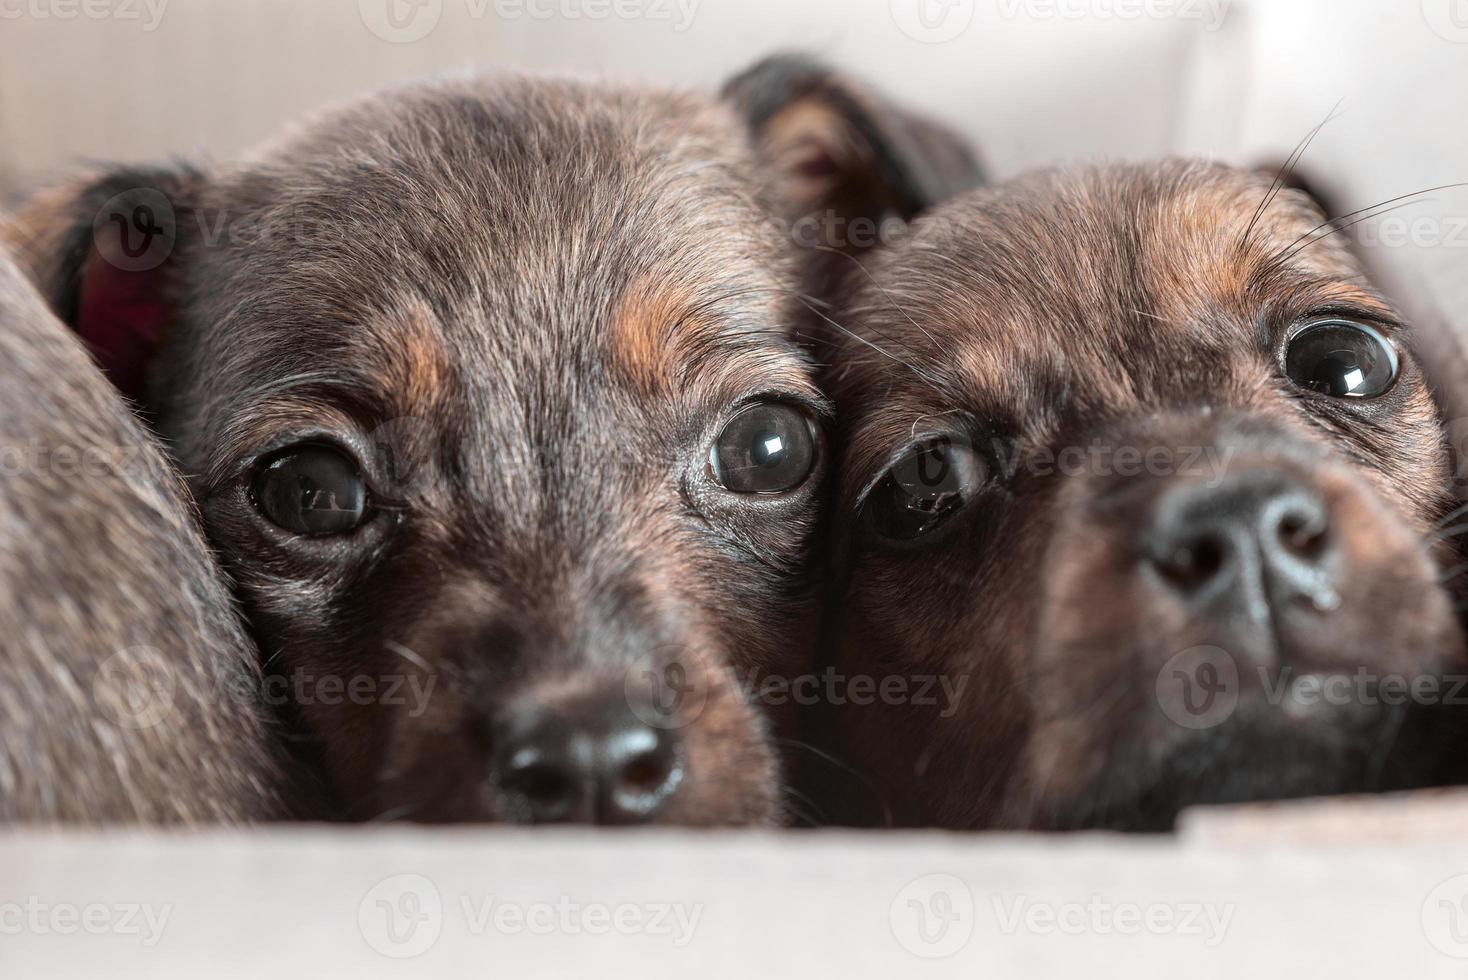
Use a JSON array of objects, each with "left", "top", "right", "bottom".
[{"left": 818, "top": 161, "right": 1468, "bottom": 831}]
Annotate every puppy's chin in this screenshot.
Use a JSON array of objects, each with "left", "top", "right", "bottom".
[
  {"left": 1019, "top": 604, "right": 1468, "bottom": 832},
  {"left": 1029, "top": 695, "right": 1463, "bottom": 833},
  {"left": 1011, "top": 434, "right": 1468, "bottom": 832}
]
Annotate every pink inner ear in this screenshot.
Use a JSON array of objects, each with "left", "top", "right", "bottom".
[
  {"left": 793, "top": 143, "right": 841, "bottom": 179},
  {"left": 75, "top": 248, "right": 165, "bottom": 407}
]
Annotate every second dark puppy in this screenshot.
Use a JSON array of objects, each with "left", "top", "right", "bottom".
[
  {"left": 11, "top": 59, "right": 972, "bottom": 825},
  {"left": 819, "top": 161, "right": 1468, "bottom": 831}
]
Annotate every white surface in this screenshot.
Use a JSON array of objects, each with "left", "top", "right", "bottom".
[{"left": 7, "top": 813, "right": 1468, "bottom": 978}]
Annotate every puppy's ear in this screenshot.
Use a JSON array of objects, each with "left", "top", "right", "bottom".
[
  {"left": 5, "top": 165, "right": 200, "bottom": 411},
  {"left": 725, "top": 54, "right": 984, "bottom": 252}
]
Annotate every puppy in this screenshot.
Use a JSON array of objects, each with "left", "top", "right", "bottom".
[
  {"left": 818, "top": 161, "right": 1468, "bottom": 831},
  {"left": 0, "top": 242, "right": 292, "bottom": 823},
  {"left": 9, "top": 59, "right": 974, "bottom": 825}
]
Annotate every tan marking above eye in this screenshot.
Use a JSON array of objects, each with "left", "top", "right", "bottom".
[
  {"left": 356, "top": 298, "right": 450, "bottom": 417},
  {"left": 610, "top": 278, "right": 716, "bottom": 393}
]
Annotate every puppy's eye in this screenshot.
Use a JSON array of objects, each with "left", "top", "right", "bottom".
[
  {"left": 1284, "top": 320, "right": 1399, "bottom": 399},
  {"left": 709, "top": 402, "right": 817, "bottom": 494},
  {"left": 868, "top": 438, "right": 986, "bottom": 542},
  {"left": 253, "top": 445, "right": 367, "bottom": 536}
]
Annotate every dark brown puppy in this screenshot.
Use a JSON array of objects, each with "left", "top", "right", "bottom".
[
  {"left": 820, "top": 161, "right": 1468, "bottom": 831},
  {"left": 0, "top": 242, "right": 292, "bottom": 823},
  {"left": 10, "top": 59, "right": 974, "bottom": 825}
]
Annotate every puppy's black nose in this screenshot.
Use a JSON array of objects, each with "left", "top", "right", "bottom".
[
  {"left": 1146, "top": 469, "right": 1337, "bottom": 613},
  {"left": 493, "top": 696, "right": 683, "bottom": 826}
]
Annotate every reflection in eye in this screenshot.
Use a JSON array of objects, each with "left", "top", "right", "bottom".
[
  {"left": 868, "top": 437, "right": 986, "bottom": 542},
  {"left": 253, "top": 445, "right": 368, "bottom": 536},
  {"left": 709, "top": 402, "right": 818, "bottom": 494},
  {"left": 1284, "top": 320, "right": 1399, "bottom": 399}
]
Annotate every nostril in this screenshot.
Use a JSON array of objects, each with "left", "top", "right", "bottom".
[
  {"left": 606, "top": 727, "right": 683, "bottom": 824},
  {"left": 620, "top": 747, "right": 674, "bottom": 795},
  {"left": 1147, "top": 473, "right": 1338, "bottom": 615},
  {"left": 494, "top": 701, "right": 684, "bottom": 826},
  {"left": 616, "top": 742, "right": 678, "bottom": 798},
  {"left": 1275, "top": 507, "right": 1330, "bottom": 564},
  {"left": 496, "top": 742, "right": 584, "bottom": 823},
  {"left": 1154, "top": 533, "right": 1230, "bottom": 595},
  {"left": 505, "top": 759, "right": 574, "bottom": 808}
]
